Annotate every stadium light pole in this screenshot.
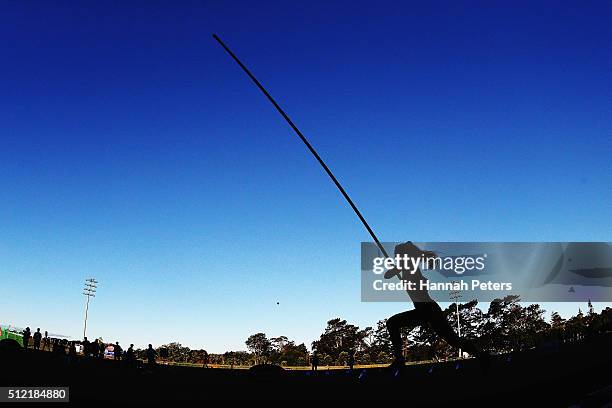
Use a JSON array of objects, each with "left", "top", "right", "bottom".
[
  {"left": 83, "top": 278, "right": 98, "bottom": 339},
  {"left": 449, "top": 282, "right": 462, "bottom": 358}
]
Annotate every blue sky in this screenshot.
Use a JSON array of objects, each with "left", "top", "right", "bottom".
[{"left": 1, "top": 1, "right": 611, "bottom": 352}]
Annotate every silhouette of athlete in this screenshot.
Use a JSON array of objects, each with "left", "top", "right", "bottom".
[{"left": 384, "top": 242, "right": 488, "bottom": 369}]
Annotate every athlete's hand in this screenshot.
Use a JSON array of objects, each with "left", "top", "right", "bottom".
[
  {"left": 384, "top": 267, "right": 402, "bottom": 279},
  {"left": 422, "top": 250, "right": 437, "bottom": 258}
]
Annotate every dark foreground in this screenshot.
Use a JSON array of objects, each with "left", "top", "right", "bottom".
[{"left": 1, "top": 334, "right": 610, "bottom": 406}]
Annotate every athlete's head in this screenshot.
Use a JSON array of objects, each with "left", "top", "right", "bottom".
[
  {"left": 394, "top": 241, "right": 421, "bottom": 257},
  {"left": 383, "top": 242, "right": 418, "bottom": 279},
  {"left": 384, "top": 241, "right": 438, "bottom": 278},
  {"left": 395, "top": 242, "right": 437, "bottom": 259}
]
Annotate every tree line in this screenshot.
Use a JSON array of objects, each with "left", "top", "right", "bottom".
[{"left": 143, "top": 296, "right": 611, "bottom": 367}]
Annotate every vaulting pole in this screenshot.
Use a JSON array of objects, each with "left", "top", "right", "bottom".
[{"left": 212, "top": 34, "right": 390, "bottom": 259}]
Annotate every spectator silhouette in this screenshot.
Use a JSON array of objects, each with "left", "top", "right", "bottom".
[
  {"left": 114, "top": 342, "right": 123, "bottom": 361},
  {"left": 311, "top": 351, "right": 319, "bottom": 371},
  {"left": 347, "top": 350, "right": 355, "bottom": 371},
  {"left": 385, "top": 241, "right": 489, "bottom": 371},
  {"left": 33, "top": 328, "right": 42, "bottom": 350},
  {"left": 126, "top": 344, "right": 135, "bottom": 365},
  {"left": 92, "top": 339, "right": 99, "bottom": 358},
  {"left": 43, "top": 331, "right": 50, "bottom": 351},
  {"left": 98, "top": 340, "right": 105, "bottom": 359},
  {"left": 68, "top": 342, "right": 77, "bottom": 362},
  {"left": 82, "top": 337, "right": 90, "bottom": 357},
  {"left": 53, "top": 339, "right": 66, "bottom": 356},
  {"left": 202, "top": 350, "right": 209, "bottom": 368},
  {"left": 146, "top": 344, "right": 157, "bottom": 368},
  {"left": 22, "top": 327, "right": 31, "bottom": 350}
]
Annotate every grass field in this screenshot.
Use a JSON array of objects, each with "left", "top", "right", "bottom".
[
  {"left": 162, "top": 359, "right": 446, "bottom": 371},
  {"left": 3, "top": 333, "right": 610, "bottom": 406},
  {"left": 0, "top": 326, "right": 452, "bottom": 372}
]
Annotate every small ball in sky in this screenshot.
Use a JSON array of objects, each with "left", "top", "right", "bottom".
[{"left": 276, "top": 302, "right": 280, "bottom": 305}]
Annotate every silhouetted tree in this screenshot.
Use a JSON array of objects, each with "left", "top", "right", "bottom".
[
  {"left": 566, "top": 309, "right": 586, "bottom": 341},
  {"left": 481, "top": 295, "right": 524, "bottom": 352},
  {"left": 367, "top": 319, "right": 393, "bottom": 362},
  {"left": 267, "top": 336, "right": 308, "bottom": 366},
  {"left": 123, "top": 299, "right": 610, "bottom": 368},
  {"left": 311, "top": 318, "right": 369, "bottom": 361},
  {"left": 245, "top": 333, "right": 271, "bottom": 364},
  {"left": 160, "top": 342, "right": 190, "bottom": 363},
  {"left": 550, "top": 311, "right": 566, "bottom": 341}
]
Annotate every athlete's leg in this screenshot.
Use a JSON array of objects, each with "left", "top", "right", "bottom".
[
  {"left": 426, "top": 304, "right": 483, "bottom": 356},
  {"left": 386, "top": 309, "right": 423, "bottom": 361},
  {"left": 415, "top": 302, "right": 490, "bottom": 372}
]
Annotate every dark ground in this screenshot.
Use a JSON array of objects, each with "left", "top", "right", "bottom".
[{"left": 1, "top": 333, "right": 610, "bottom": 406}]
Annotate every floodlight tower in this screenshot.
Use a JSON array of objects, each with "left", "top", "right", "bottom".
[
  {"left": 449, "top": 282, "right": 462, "bottom": 358},
  {"left": 83, "top": 278, "right": 98, "bottom": 339}
]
